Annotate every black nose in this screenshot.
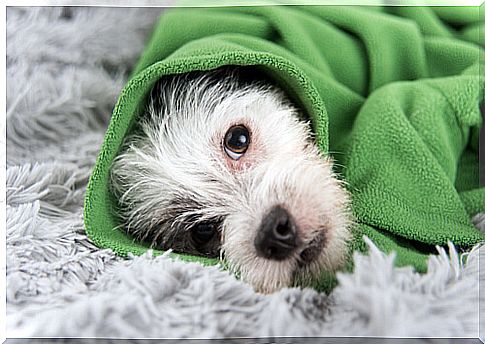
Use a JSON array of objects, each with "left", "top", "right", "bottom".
[{"left": 254, "top": 206, "right": 298, "bottom": 260}]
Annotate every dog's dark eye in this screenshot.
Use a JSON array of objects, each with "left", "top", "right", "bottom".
[
  {"left": 224, "top": 125, "right": 250, "bottom": 160},
  {"left": 190, "top": 222, "right": 217, "bottom": 246}
]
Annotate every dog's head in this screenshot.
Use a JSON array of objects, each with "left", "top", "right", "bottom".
[{"left": 110, "top": 68, "right": 351, "bottom": 293}]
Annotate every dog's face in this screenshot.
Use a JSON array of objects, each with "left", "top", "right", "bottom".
[{"left": 110, "top": 69, "right": 351, "bottom": 293}]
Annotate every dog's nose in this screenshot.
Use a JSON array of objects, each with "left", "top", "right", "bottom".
[{"left": 254, "top": 205, "right": 298, "bottom": 260}]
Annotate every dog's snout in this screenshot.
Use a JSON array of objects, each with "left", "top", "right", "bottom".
[{"left": 254, "top": 206, "right": 298, "bottom": 260}]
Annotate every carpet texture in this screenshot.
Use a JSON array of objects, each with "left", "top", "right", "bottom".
[{"left": 6, "top": 6, "right": 485, "bottom": 340}]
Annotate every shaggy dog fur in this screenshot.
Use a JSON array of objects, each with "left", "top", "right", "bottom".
[{"left": 110, "top": 69, "right": 351, "bottom": 293}]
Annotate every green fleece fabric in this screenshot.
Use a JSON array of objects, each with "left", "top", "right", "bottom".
[{"left": 84, "top": 4, "right": 485, "bottom": 292}]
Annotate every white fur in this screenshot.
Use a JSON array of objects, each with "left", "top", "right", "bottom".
[{"left": 110, "top": 70, "right": 351, "bottom": 293}]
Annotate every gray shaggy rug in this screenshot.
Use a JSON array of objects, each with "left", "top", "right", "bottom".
[{"left": 6, "top": 6, "right": 485, "bottom": 341}]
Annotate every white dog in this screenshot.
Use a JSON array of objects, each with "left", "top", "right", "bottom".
[{"left": 110, "top": 67, "right": 351, "bottom": 293}]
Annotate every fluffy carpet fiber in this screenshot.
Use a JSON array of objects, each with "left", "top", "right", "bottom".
[{"left": 6, "top": 6, "right": 485, "bottom": 341}]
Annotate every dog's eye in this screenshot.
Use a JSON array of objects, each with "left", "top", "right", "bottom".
[
  {"left": 224, "top": 125, "right": 250, "bottom": 160},
  {"left": 190, "top": 222, "right": 216, "bottom": 246}
]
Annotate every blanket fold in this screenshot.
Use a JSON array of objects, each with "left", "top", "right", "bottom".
[{"left": 84, "top": 3, "right": 485, "bottom": 291}]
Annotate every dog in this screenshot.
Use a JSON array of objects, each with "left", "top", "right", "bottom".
[{"left": 109, "top": 67, "right": 351, "bottom": 293}]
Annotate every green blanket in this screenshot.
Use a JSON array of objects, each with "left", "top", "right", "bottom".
[{"left": 84, "top": 3, "right": 485, "bottom": 292}]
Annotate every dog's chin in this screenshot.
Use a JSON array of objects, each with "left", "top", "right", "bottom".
[
  {"left": 223, "top": 225, "right": 349, "bottom": 294},
  {"left": 297, "top": 230, "right": 327, "bottom": 266},
  {"left": 292, "top": 231, "right": 350, "bottom": 290}
]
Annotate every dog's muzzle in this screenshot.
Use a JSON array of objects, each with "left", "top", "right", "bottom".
[{"left": 254, "top": 205, "right": 299, "bottom": 260}]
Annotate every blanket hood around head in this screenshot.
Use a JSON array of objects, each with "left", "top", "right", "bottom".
[{"left": 84, "top": 3, "right": 485, "bottom": 291}]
